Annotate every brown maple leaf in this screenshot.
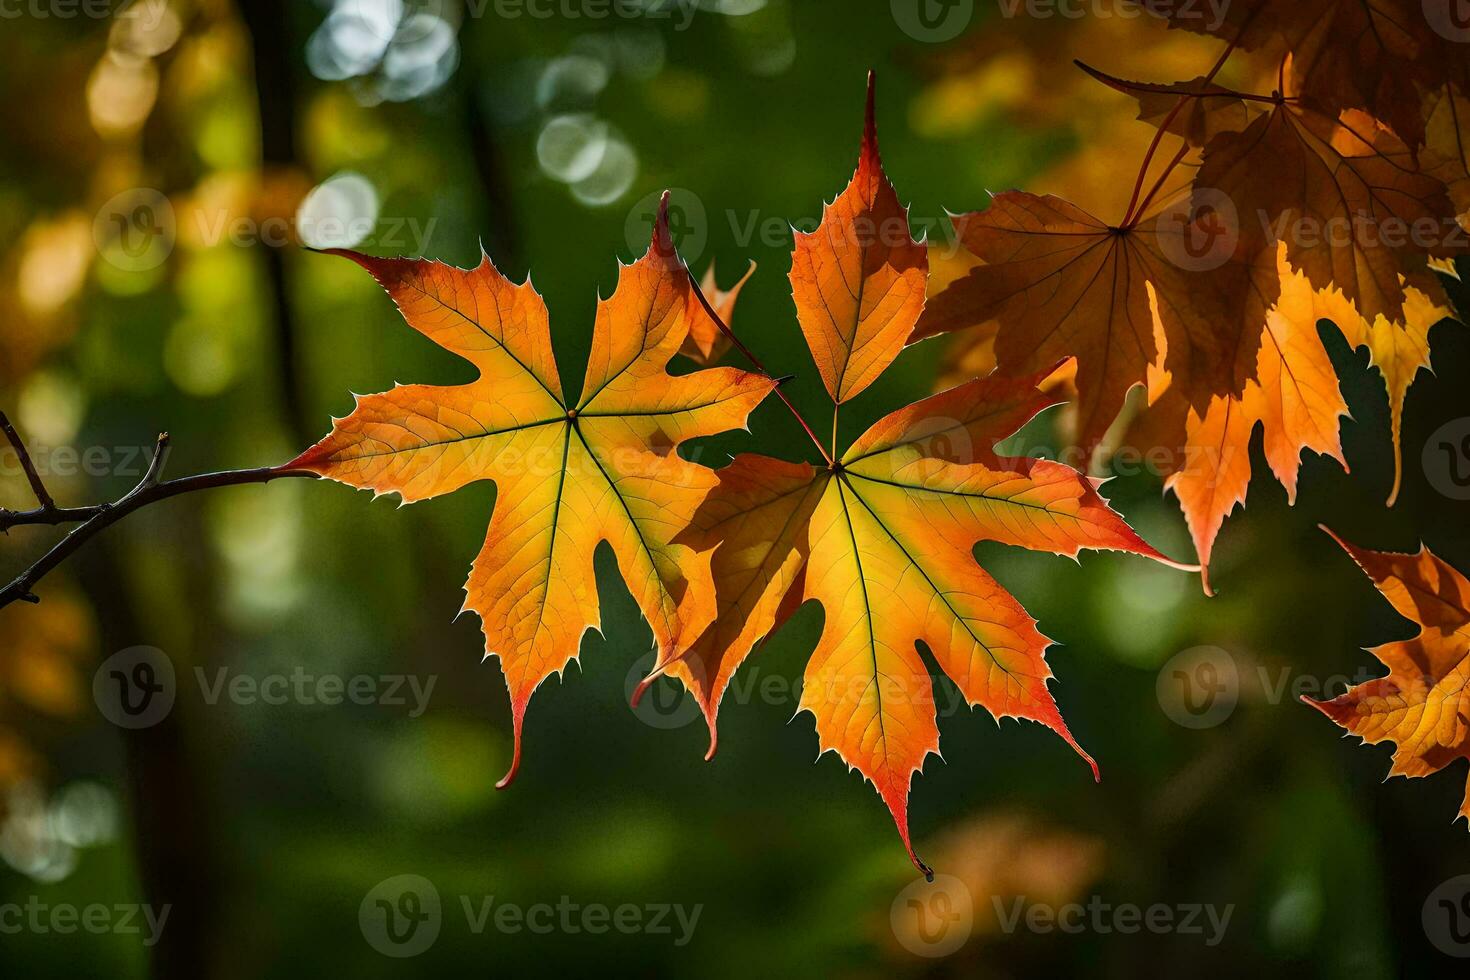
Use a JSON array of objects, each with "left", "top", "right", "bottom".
[
  {"left": 1088, "top": 66, "right": 1464, "bottom": 323},
  {"left": 912, "top": 188, "right": 1277, "bottom": 455},
  {"left": 1156, "top": 0, "right": 1445, "bottom": 147}
]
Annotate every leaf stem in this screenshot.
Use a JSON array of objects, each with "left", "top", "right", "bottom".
[
  {"left": 1131, "top": 143, "right": 1193, "bottom": 224},
  {"left": 683, "top": 265, "right": 834, "bottom": 467},
  {"left": 1115, "top": 31, "right": 1243, "bottom": 227}
]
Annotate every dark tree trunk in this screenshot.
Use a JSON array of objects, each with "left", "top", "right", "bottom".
[{"left": 240, "top": 0, "right": 310, "bottom": 446}]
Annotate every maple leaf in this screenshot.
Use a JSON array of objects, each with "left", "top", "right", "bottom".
[
  {"left": 912, "top": 188, "right": 1277, "bottom": 456},
  {"left": 789, "top": 75, "right": 927, "bottom": 405},
  {"left": 289, "top": 195, "right": 776, "bottom": 786},
  {"left": 1091, "top": 65, "right": 1464, "bottom": 324},
  {"left": 676, "top": 379, "right": 1185, "bottom": 877},
  {"left": 664, "top": 76, "right": 1189, "bottom": 877},
  {"left": 1074, "top": 65, "right": 1256, "bottom": 148},
  {"left": 927, "top": 243, "right": 1082, "bottom": 403},
  {"left": 914, "top": 242, "right": 989, "bottom": 348},
  {"left": 1155, "top": 0, "right": 1443, "bottom": 147},
  {"left": 1332, "top": 281, "right": 1458, "bottom": 505},
  {"left": 1199, "top": 102, "right": 1462, "bottom": 323},
  {"left": 1134, "top": 246, "right": 1457, "bottom": 588},
  {"left": 1306, "top": 530, "right": 1470, "bottom": 826},
  {"left": 1423, "top": 84, "right": 1470, "bottom": 226},
  {"left": 1134, "top": 247, "right": 1352, "bottom": 592},
  {"left": 678, "top": 259, "right": 756, "bottom": 366}
]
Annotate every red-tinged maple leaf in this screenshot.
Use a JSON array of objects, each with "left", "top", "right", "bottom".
[
  {"left": 289, "top": 194, "right": 776, "bottom": 787},
  {"left": 1306, "top": 529, "right": 1470, "bottom": 826},
  {"left": 659, "top": 74, "right": 1192, "bottom": 877}
]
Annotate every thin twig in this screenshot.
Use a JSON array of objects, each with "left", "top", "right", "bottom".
[
  {"left": 139, "top": 432, "right": 171, "bottom": 488},
  {"left": 683, "top": 264, "right": 835, "bottom": 467},
  {"left": 0, "top": 423, "right": 315, "bottom": 609},
  {"left": 0, "top": 503, "right": 100, "bottom": 530},
  {"left": 0, "top": 410, "right": 57, "bottom": 511}
]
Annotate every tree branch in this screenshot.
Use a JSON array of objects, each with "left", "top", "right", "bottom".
[{"left": 0, "top": 421, "right": 316, "bottom": 610}]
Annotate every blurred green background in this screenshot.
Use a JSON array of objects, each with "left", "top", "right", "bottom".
[{"left": 1, "top": 1, "right": 1469, "bottom": 977}]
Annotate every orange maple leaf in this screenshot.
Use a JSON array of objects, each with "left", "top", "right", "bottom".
[
  {"left": 1307, "top": 529, "right": 1470, "bottom": 827},
  {"left": 1197, "top": 101, "right": 1458, "bottom": 323},
  {"left": 663, "top": 76, "right": 1190, "bottom": 877},
  {"left": 1136, "top": 246, "right": 1460, "bottom": 590},
  {"left": 1332, "top": 280, "right": 1458, "bottom": 505},
  {"left": 789, "top": 77, "right": 927, "bottom": 405},
  {"left": 289, "top": 196, "right": 776, "bottom": 786},
  {"left": 1128, "top": 245, "right": 1452, "bottom": 590},
  {"left": 1136, "top": 247, "right": 1352, "bottom": 592},
  {"left": 673, "top": 380, "right": 1188, "bottom": 878}
]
